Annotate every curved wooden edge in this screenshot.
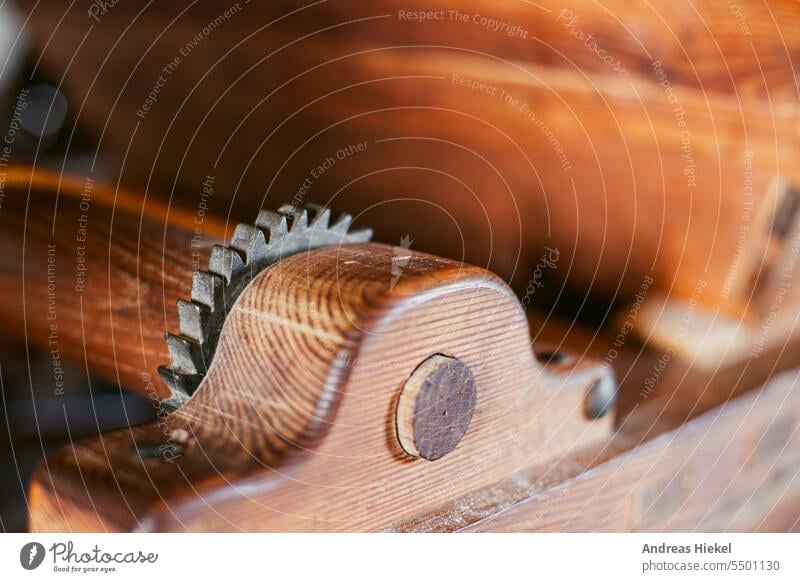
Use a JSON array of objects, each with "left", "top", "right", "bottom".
[{"left": 29, "top": 243, "right": 613, "bottom": 532}]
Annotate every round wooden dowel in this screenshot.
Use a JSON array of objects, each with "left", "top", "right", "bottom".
[{"left": 396, "top": 354, "right": 477, "bottom": 461}]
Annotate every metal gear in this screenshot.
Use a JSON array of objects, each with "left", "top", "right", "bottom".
[{"left": 158, "top": 204, "right": 372, "bottom": 411}]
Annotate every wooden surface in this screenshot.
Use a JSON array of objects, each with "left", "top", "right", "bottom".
[
  {"left": 464, "top": 368, "right": 800, "bottom": 532},
  {"left": 382, "top": 368, "right": 800, "bottom": 532},
  {"left": 28, "top": 243, "right": 613, "bottom": 532},
  {"left": 15, "top": 0, "right": 800, "bottom": 308},
  {"left": 7, "top": 1, "right": 800, "bottom": 530},
  {"left": 5, "top": 169, "right": 798, "bottom": 531},
  {"left": 0, "top": 167, "right": 226, "bottom": 399},
  {"left": 528, "top": 302, "right": 800, "bottom": 437},
  {"left": 22, "top": 0, "right": 800, "bottom": 101},
  {"left": 23, "top": 240, "right": 800, "bottom": 531}
]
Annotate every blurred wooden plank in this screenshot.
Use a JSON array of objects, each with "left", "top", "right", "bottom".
[{"left": 14, "top": 0, "right": 800, "bottom": 308}]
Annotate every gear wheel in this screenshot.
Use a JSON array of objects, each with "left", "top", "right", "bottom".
[{"left": 158, "top": 204, "right": 372, "bottom": 411}]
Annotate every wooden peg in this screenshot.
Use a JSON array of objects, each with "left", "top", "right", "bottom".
[{"left": 396, "top": 355, "right": 477, "bottom": 461}]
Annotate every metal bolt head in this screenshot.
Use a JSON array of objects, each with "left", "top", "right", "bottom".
[{"left": 585, "top": 367, "right": 617, "bottom": 419}]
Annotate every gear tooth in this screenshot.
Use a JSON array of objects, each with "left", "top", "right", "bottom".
[
  {"left": 166, "top": 333, "right": 200, "bottom": 375},
  {"left": 330, "top": 212, "right": 353, "bottom": 233},
  {"left": 230, "top": 224, "right": 266, "bottom": 263},
  {"left": 307, "top": 204, "right": 332, "bottom": 229},
  {"left": 191, "top": 271, "right": 222, "bottom": 311},
  {"left": 287, "top": 208, "right": 309, "bottom": 232},
  {"left": 178, "top": 300, "right": 207, "bottom": 342},
  {"left": 256, "top": 210, "right": 289, "bottom": 242},
  {"left": 277, "top": 205, "right": 308, "bottom": 232},
  {"left": 160, "top": 391, "right": 190, "bottom": 412},
  {"left": 347, "top": 227, "right": 373, "bottom": 243},
  {"left": 157, "top": 365, "right": 193, "bottom": 410},
  {"left": 163, "top": 203, "right": 373, "bottom": 414},
  {"left": 209, "top": 245, "right": 244, "bottom": 283}
]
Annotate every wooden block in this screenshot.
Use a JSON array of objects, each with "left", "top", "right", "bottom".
[{"left": 29, "top": 243, "right": 613, "bottom": 531}]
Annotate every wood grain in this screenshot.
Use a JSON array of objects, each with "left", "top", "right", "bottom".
[
  {"left": 24, "top": 241, "right": 800, "bottom": 531},
  {"left": 0, "top": 167, "right": 226, "bottom": 398},
  {"left": 7, "top": 1, "right": 800, "bottom": 530},
  {"left": 28, "top": 243, "right": 613, "bottom": 531},
  {"left": 378, "top": 364, "right": 800, "bottom": 532},
  {"left": 15, "top": 0, "right": 800, "bottom": 308},
  {"left": 461, "top": 368, "right": 800, "bottom": 532}
]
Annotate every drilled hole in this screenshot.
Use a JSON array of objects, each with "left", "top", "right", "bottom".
[{"left": 536, "top": 350, "right": 569, "bottom": 365}]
